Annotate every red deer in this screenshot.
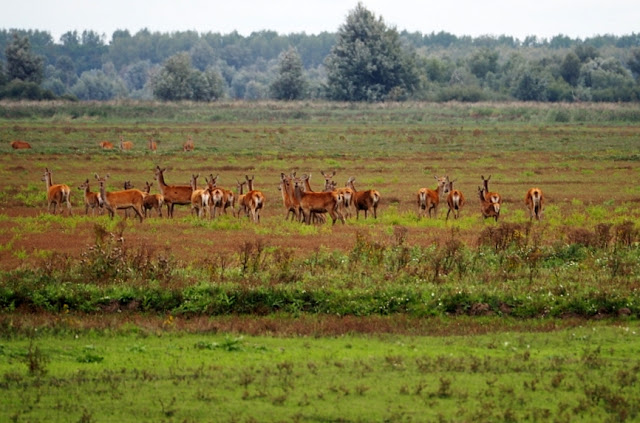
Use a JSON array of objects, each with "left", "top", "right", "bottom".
[
  {"left": 478, "top": 186, "right": 500, "bottom": 222},
  {"left": 300, "top": 174, "right": 327, "bottom": 224},
  {"left": 236, "top": 179, "right": 248, "bottom": 217},
  {"left": 445, "top": 179, "right": 465, "bottom": 221},
  {"left": 78, "top": 179, "right": 102, "bottom": 216},
  {"left": 148, "top": 138, "right": 157, "bottom": 152},
  {"left": 321, "top": 170, "right": 354, "bottom": 218},
  {"left": 481, "top": 175, "right": 502, "bottom": 205},
  {"left": 119, "top": 135, "right": 133, "bottom": 151},
  {"left": 142, "top": 181, "right": 164, "bottom": 218},
  {"left": 242, "top": 175, "right": 266, "bottom": 223},
  {"left": 293, "top": 178, "right": 344, "bottom": 225},
  {"left": 278, "top": 173, "right": 300, "bottom": 221},
  {"left": 11, "top": 140, "right": 31, "bottom": 149},
  {"left": 99, "top": 141, "right": 113, "bottom": 150},
  {"left": 417, "top": 175, "right": 449, "bottom": 219},
  {"left": 190, "top": 174, "right": 209, "bottom": 218},
  {"left": 346, "top": 177, "right": 380, "bottom": 219},
  {"left": 525, "top": 187, "right": 544, "bottom": 221},
  {"left": 41, "top": 168, "right": 72, "bottom": 215},
  {"left": 95, "top": 174, "right": 145, "bottom": 223},
  {"left": 206, "top": 174, "right": 236, "bottom": 217},
  {"left": 154, "top": 166, "right": 193, "bottom": 218},
  {"left": 183, "top": 136, "right": 194, "bottom": 152}
]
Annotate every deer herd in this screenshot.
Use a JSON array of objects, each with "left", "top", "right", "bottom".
[{"left": 39, "top": 166, "right": 545, "bottom": 224}]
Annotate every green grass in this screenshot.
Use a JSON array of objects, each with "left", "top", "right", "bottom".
[{"left": 0, "top": 323, "right": 639, "bottom": 422}]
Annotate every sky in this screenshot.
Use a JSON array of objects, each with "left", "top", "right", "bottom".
[{"left": 3, "top": 0, "right": 639, "bottom": 43}]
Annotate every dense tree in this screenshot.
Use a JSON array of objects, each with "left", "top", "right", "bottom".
[
  {"left": 152, "top": 53, "right": 224, "bottom": 101},
  {"left": 468, "top": 48, "right": 499, "bottom": 79},
  {"left": 512, "top": 70, "right": 548, "bottom": 101},
  {"left": 5, "top": 33, "right": 44, "bottom": 83},
  {"left": 70, "top": 69, "right": 125, "bottom": 100},
  {"left": 270, "top": 47, "right": 306, "bottom": 100},
  {"left": 561, "top": 52, "right": 581, "bottom": 86},
  {"left": 325, "top": 3, "right": 420, "bottom": 101}
]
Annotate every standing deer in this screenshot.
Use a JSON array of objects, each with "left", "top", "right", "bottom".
[
  {"left": 478, "top": 186, "right": 500, "bottom": 222},
  {"left": 241, "top": 175, "right": 266, "bottom": 223},
  {"left": 142, "top": 181, "right": 164, "bottom": 218},
  {"left": 123, "top": 181, "right": 134, "bottom": 219},
  {"left": 119, "top": 135, "right": 133, "bottom": 151},
  {"left": 417, "top": 176, "right": 449, "bottom": 219},
  {"left": 78, "top": 179, "right": 102, "bottom": 216},
  {"left": 42, "top": 168, "right": 72, "bottom": 215},
  {"left": 321, "top": 170, "right": 354, "bottom": 218},
  {"left": 346, "top": 176, "right": 380, "bottom": 219},
  {"left": 154, "top": 166, "right": 193, "bottom": 218},
  {"left": 278, "top": 173, "right": 300, "bottom": 221},
  {"left": 445, "top": 179, "right": 465, "bottom": 221},
  {"left": 95, "top": 174, "right": 145, "bottom": 223},
  {"left": 525, "top": 187, "right": 544, "bottom": 221},
  {"left": 480, "top": 175, "right": 502, "bottom": 205},
  {"left": 183, "top": 136, "right": 194, "bottom": 152},
  {"left": 99, "top": 141, "right": 114, "bottom": 150},
  {"left": 206, "top": 174, "right": 236, "bottom": 217},
  {"left": 11, "top": 140, "right": 31, "bottom": 149},
  {"left": 190, "top": 174, "right": 209, "bottom": 218},
  {"left": 236, "top": 179, "right": 248, "bottom": 218},
  {"left": 148, "top": 138, "right": 157, "bottom": 152},
  {"left": 293, "top": 177, "right": 345, "bottom": 225}
]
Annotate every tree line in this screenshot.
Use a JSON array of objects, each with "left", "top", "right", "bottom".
[{"left": 1, "top": 3, "right": 640, "bottom": 102}]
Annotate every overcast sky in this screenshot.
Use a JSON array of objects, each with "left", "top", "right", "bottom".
[{"left": 3, "top": 0, "right": 639, "bottom": 43}]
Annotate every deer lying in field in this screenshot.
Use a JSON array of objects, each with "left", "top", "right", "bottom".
[
  {"left": 99, "top": 141, "right": 113, "bottom": 150},
  {"left": 154, "top": 166, "right": 193, "bottom": 218},
  {"left": 143, "top": 181, "right": 164, "bottom": 218},
  {"left": 346, "top": 176, "right": 380, "bottom": 219},
  {"left": 78, "top": 179, "right": 102, "bottom": 216},
  {"left": 478, "top": 186, "right": 500, "bottom": 222},
  {"left": 417, "top": 176, "right": 449, "bottom": 219},
  {"left": 293, "top": 177, "right": 344, "bottom": 225},
  {"left": 445, "top": 179, "right": 465, "bottom": 221},
  {"left": 119, "top": 135, "right": 133, "bottom": 151},
  {"left": 190, "top": 174, "right": 209, "bottom": 218},
  {"left": 525, "top": 187, "right": 544, "bottom": 221},
  {"left": 95, "top": 174, "right": 145, "bottom": 222},
  {"left": 11, "top": 140, "right": 31, "bottom": 149},
  {"left": 183, "top": 136, "right": 194, "bottom": 152},
  {"left": 42, "top": 168, "right": 72, "bottom": 215}
]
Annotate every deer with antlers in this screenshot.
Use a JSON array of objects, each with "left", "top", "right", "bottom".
[
  {"left": 189, "top": 174, "right": 210, "bottom": 218},
  {"left": 78, "top": 179, "right": 102, "bottom": 216},
  {"left": 11, "top": 140, "right": 31, "bottom": 149},
  {"left": 239, "top": 175, "right": 265, "bottom": 223},
  {"left": 293, "top": 177, "right": 344, "bottom": 225},
  {"left": 525, "top": 187, "right": 544, "bottom": 221},
  {"left": 142, "top": 181, "right": 164, "bottom": 218},
  {"left": 154, "top": 166, "right": 193, "bottom": 218},
  {"left": 119, "top": 135, "right": 133, "bottom": 151},
  {"left": 445, "top": 179, "right": 465, "bottom": 221},
  {"left": 417, "top": 175, "right": 449, "bottom": 219},
  {"left": 42, "top": 168, "right": 72, "bottom": 215},
  {"left": 183, "top": 136, "right": 194, "bottom": 152},
  {"left": 95, "top": 174, "right": 145, "bottom": 222},
  {"left": 346, "top": 176, "right": 380, "bottom": 219}
]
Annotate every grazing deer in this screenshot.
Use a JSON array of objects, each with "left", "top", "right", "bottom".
[
  {"left": 293, "top": 177, "right": 344, "bottom": 225},
  {"left": 42, "top": 168, "right": 72, "bottom": 215},
  {"left": 478, "top": 186, "right": 500, "bottom": 222},
  {"left": 95, "top": 174, "right": 145, "bottom": 223},
  {"left": 241, "top": 175, "right": 266, "bottom": 223},
  {"left": 183, "top": 136, "right": 194, "bottom": 152},
  {"left": 142, "top": 181, "right": 164, "bottom": 218},
  {"left": 417, "top": 175, "right": 449, "bottom": 219},
  {"left": 119, "top": 135, "right": 133, "bottom": 151},
  {"left": 525, "top": 187, "right": 544, "bottom": 221},
  {"left": 480, "top": 175, "right": 501, "bottom": 205},
  {"left": 11, "top": 140, "right": 31, "bottom": 149},
  {"left": 445, "top": 179, "right": 465, "bottom": 221},
  {"left": 190, "top": 174, "right": 209, "bottom": 218},
  {"left": 154, "top": 166, "right": 193, "bottom": 218},
  {"left": 346, "top": 177, "right": 380, "bottom": 219},
  {"left": 99, "top": 141, "right": 114, "bottom": 150},
  {"left": 148, "top": 138, "right": 157, "bottom": 152},
  {"left": 78, "top": 179, "right": 102, "bottom": 216}
]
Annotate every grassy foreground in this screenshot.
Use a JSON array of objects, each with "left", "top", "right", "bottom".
[{"left": 1, "top": 322, "right": 639, "bottom": 422}]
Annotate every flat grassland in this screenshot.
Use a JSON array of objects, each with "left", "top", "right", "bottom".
[{"left": 1, "top": 101, "right": 640, "bottom": 421}]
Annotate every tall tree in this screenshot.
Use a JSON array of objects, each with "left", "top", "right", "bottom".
[
  {"left": 324, "top": 3, "right": 419, "bottom": 101},
  {"left": 5, "top": 33, "right": 44, "bottom": 84},
  {"left": 270, "top": 47, "right": 306, "bottom": 100}
]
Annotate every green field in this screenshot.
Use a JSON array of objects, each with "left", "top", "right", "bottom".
[{"left": 1, "top": 100, "right": 640, "bottom": 421}]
